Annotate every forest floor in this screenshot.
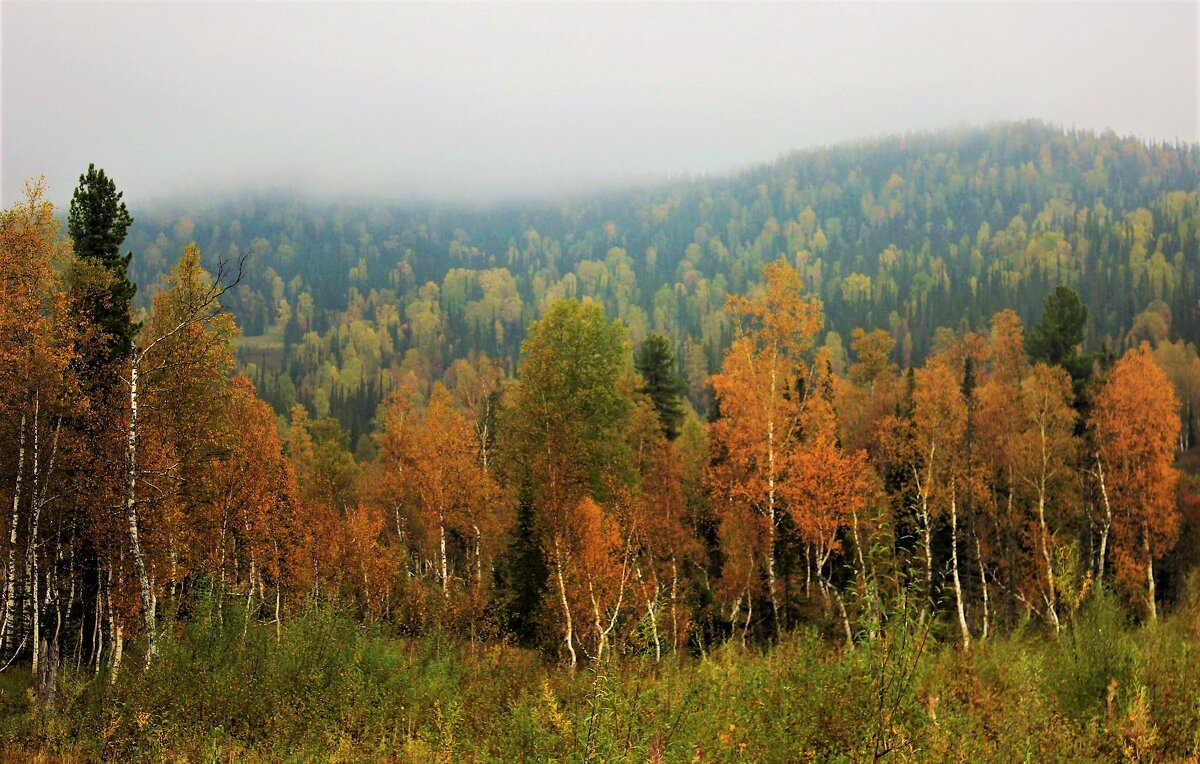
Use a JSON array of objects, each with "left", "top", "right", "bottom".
[{"left": 1, "top": 591, "right": 1198, "bottom": 763}]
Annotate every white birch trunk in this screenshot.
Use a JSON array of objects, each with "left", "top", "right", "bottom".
[
  {"left": 28, "top": 396, "right": 40, "bottom": 675},
  {"left": 439, "top": 518, "right": 449, "bottom": 598},
  {"left": 472, "top": 523, "right": 483, "bottom": 590},
  {"left": 834, "top": 586, "right": 853, "bottom": 649},
  {"left": 975, "top": 533, "right": 989, "bottom": 641},
  {"left": 766, "top": 363, "right": 781, "bottom": 640},
  {"left": 639, "top": 565, "right": 662, "bottom": 662},
  {"left": 1035, "top": 418, "right": 1060, "bottom": 632},
  {"left": 1, "top": 408, "right": 27, "bottom": 648},
  {"left": 124, "top": 362, "right": 157, "bottom": 659},
  {"left": 913, "top": 459, "right": 935, "bottom": 616},
  {"left": 669, "top": 557, "right": 679, "bottom": 654},
  {"left": 1037, "top": 486, "right": 1060, "bottom": 632},
  {"left": 589, "top": 534, "right": 632, "bottom": 663},
  {"left": 28, "top": 405, "right": 60, "bottom": 675},
  {"left": 553, "top": 536, "right": 576, "bottom": 669},
  {"left": 741, "top": 595, "right": 753, "bottom": 647},
  {"left": 91, "top": 569, "right": 104, "bottom": 675},
  {"left": 950, "top": 481, "right": 971, "bottom": 651},
  {"left": 1095, "top": 455, "right": 1112, "bottom": 591},
  {"left": 1144, "top": 531, "right": 1157, "bottom": 622},
  {"left": 109, "top": 624, "right": 123, "bottom": 685}
]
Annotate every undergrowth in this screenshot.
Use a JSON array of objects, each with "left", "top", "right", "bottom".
[{"left": 1, "top": 590, "right": 1198, "bottom": 762}]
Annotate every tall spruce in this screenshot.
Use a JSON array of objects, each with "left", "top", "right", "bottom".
[
  {"left": 634, "top": 334, "right": 685, "bottom": 440},
  {"left": 1026, "top": 285, "right": 1092, "bottom": 395},
  {"left": 68, "top": 164, "right": 136, "bottom": 364}
]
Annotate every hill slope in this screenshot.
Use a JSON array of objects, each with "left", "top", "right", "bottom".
[{"left": 123, "top": 121, "right": 1200, "bottom": 437}]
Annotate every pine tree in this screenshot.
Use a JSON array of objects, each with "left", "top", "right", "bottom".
[
  {"left": 68, "top": 164, "right": 136, "bottom": 364},
  {"left": 1026, "top": 285, "right": 1092, "bottom": 394},
  {"left": 634, "top": 334, "right": 685, "bottom": 440}
]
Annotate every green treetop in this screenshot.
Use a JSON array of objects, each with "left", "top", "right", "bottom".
[
  {"left": 1026, "top": 285, "right": 1093, "bottom": 394},
  {"left": 634, "top": 333, "right": 685, "bottom": 440},
  {"left": 69, "top": 163, "right": 136, "bottom": 362},
  {"left": 502, "top": 298, "right": 634, "bottom": 501}
]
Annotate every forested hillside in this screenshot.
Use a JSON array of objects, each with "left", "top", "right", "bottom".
[
  {"left": 123, "top": 122, "right": 1200, "bottom": 445},
  {"left": 4, "top": 123, "right": 1200, "bottom": 760}
]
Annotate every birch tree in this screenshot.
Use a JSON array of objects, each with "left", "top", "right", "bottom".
[
  {"left": 912, "top": 362, "right": 971, "bottom": 648},
  {"left": 1014, "top": 363, "right": 1077, "bottom": 631},
  {"left": 1090, "top": 344, "right": 1180, "bottom": 620},
  {"left": 121, "top": 244, "right": 239, "bottom": 660},
  {"left": 499, "top": 299, "right": 633, "bottom": 667},
  {"left": 0, "top": 180, "right": 79, "bottom": 677},
  {"left": 708, "top": 258, "right": 822, "bottom": 639}
]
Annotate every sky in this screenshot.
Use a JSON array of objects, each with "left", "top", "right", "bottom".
[{"left": 2, "top": 1, "right": 1197, "bottom": 206}]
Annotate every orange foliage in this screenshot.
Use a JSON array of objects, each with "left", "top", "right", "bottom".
[{"left": 1091, "top": 344, "right": 1181, "bottom": 613}]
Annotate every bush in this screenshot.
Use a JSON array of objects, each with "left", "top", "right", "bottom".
[{"left": 2, "top": 590, "right": 1200, "bottom": 761}]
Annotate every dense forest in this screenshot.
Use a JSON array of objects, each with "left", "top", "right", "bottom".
[
  {"left": 122, "top": 121, "right": 1200, "bottom": 446},
  {"left": 4, "top": 122, "right": 1200, "bottom": 760}
]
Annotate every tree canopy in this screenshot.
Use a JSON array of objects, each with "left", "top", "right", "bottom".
[
  {"left": 634, "top": 333, "right": 685, "bottom": 440},
  {"left": 68, "top": 164, "right": 137, "bottom": 364}
]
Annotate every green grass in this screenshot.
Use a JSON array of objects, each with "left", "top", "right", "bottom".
[{"left": 2, "top": 593, "right": 1198, "bottom": 762}]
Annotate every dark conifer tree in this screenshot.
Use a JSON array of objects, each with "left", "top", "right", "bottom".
[
  {"left": 492, "top": 486, "right": 548, "bottom": 648},
  {"left": 1026, "top": 285, "right": 1094, "bottom": 396},
  {"left": 68, "top": 164, "right": 137, "bottom": 364},
  {"left": 634, "top": 333, "right": 685, "bottom": 440}
]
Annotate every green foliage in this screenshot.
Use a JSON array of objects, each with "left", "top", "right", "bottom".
[
  {"left": 7, "top": 598, "right": 1199, "bottom": 761},
  {"left": 492, "top": 492, "right": 549, "bottom": 648},
  {"left": 634, "top": 333, "right": 685, "bottom": 440},
  {"left": 120, "top": 123, "right": 1200, "bottom": 430},
  {"left": 1027, "top": 284, "right": 1094, "bottom": 392},
  {"left": 68, "top": 163, "right": 137, "bottom": 363},
  {"left": 295, "top": 413, "right": 360, "bottom": 509},
  {"left": 501, "top": 299, "right": 634, "bottom": 500}
]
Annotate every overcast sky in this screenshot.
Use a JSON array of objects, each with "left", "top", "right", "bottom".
[{"left": 2, "top": 1, "right": 1197, "bottom": 206}]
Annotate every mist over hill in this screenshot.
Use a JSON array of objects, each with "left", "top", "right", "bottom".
[{"left": 114, "top": 122, "right": 1200, "bottom": 441}]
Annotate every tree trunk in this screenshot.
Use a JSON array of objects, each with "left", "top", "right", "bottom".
[
  {"left": 553, "top": 536, "right": 576, "bottom": 669},
  {"left": 589, "top": 582, "right": 605, "bottom": 662},
  {"left": 472, "top": 523, "right": 483, "bottom": 590},
  {"left": 26, "top": 403, "right": 59, "bottom": 676},
  {"left": 1095, "top": 455, "right": 1112, "bottom": 591},
  {"left": 35, "top": 638, "right": 57, "bottom": 706},
  {"left": 766, "top": 366, "right": 782, "bottom": 640},
  {"left": 244, "top": 554, "right": 257, "bottom": 636},
  {"left": 28, "top": 393, "right": 41, "bottom": 676},
  {"left": 641, "top": 568, "right": 662, "bottom": 662},
  {"left": 833, "top": 586, "right": 853, "bottom": 649},
  {"left": 1037, "top": 483, "right": 1060, "bottom": 632},
  {"left": 109, "top": 623, "right": 123, "bottom": 685},
  {"left": 741, "top": 595, "right": 753, "bottom": 648},
  {"left": 439, "top": 519, "right": 449, "bottom": 598},
  {"left": 1, "top": 408, "right": 27, "bottom": 650},
  {"left": 669, "top": 557, "right": 679, "bottom": 654},
  {"left": 271, "top": 537, "right": 282, "bottom": 640},
  {"left": 1144, "top": 531, "right": 1157, "bottom": 622},
  {"left": 590, "top": 535, "right": 632, "bottom": 663},
  {"left": 124, "top": 362, "right": 157, "bottom": 660},
  {"left": 91, "top": 569, "right": 104, "bottom": 675},
  {"left": 804, "top": 544, "right": 812, "bottom": 599},
  {"left": 975, "top": 532, "right": 989, "bottom": 641},
  {"left": 216, "top": 508, "right": 230, "bottom": 626},
  {"left": 1034, "top": 419, "right": 1061, "bottom": 632},
  {"left": 913, "top": 465, "right": 934, "bottom": 617},
  {"left": 29, "top": 551, "right": 38, "bottom": 676},
  {"left": 950, "top": 482, "right": 971, "bottom": 651},
  {"left": 851, "top": 508, "right": 868, "bottom": 585}
]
